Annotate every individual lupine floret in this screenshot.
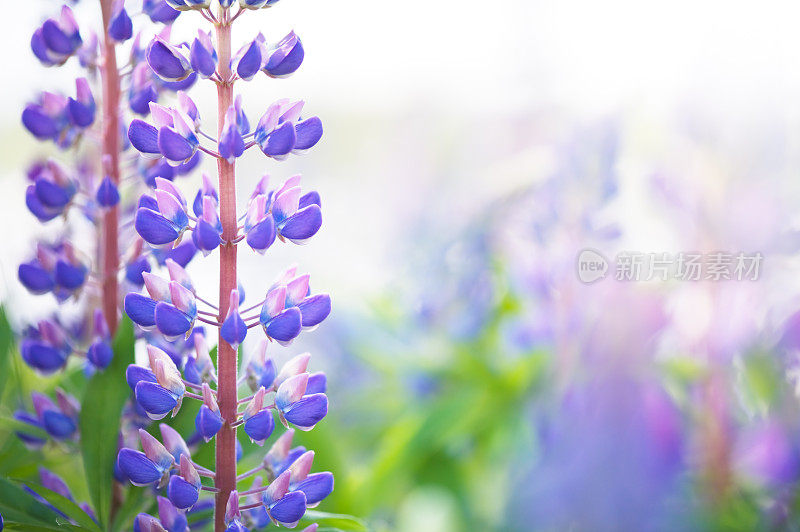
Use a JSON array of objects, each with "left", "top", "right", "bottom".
[
  {"left": 108, "top": 3, "right": 133, "bottom": 42},
  {"left": 261, "top": 470, "right": 307, "bottom": 527},
  {"left": 118, "top": 429, "right": 175, "bottom": 487},
  {"left": 96, "top": 176, "right": 121, "bottom": 208},
  {"left": 134, "top": 497, "right": 188, "bottom": 532},
  {"left": 134, "top": 178, "right": 190, "bottom": 245},
  {"left": 242, "top": 387, "right": 275, "bottom": 445},
  {"left": 14, "top": 410, "right": 47, "bottom": 449},
  {"left": 259, "top": 268, "right": 331, "bottom": 344},
  {"left": 245, "top": 339, "right": 277, "bottom": 391},
  {"left": 221, "top": 289, "right": 248, "bottom": 348},
  {"left": 184, "top": 330, "right": 216, "bottom": 384},
  {"left": 219, "top": 106, "right": 245, "bottom": 162},
  {"left": 195, "top": 383, "right": 223, "bottom": 441},
  {"left": 243, "top": 185, "right": 276, "bottom": 254},
  {"left": 285, "top": 450, "right": 333, "bottom": 508},
  {"left": 20, "top": 319, "right": 73, "bottom": 374},
  {"left": 192, "top": 196, "right": 223, "bottom": 255},
  {"left": 128, "top": 346, "right": 186, "bottom": 419},
  {"left": 167, "top": 454, "right": 201, "bottom": 509},
  {"left": 129, "top": 63, "right": 160, "bottom": 115},
  {"left": 24, "top": 160, "right": 77, "bottom": 221},
  {"left": 190, "top": 30, "right": 218, "bottom": 78},
  {"left": 231, "top": 40, "right": 262, "bottom": 81},
  {"left": 239, "top": 0, "right": 281, "bottom": 10},
  {"left": 31, "top": 6, "right": 82, "bottom": 66},
  {"left": 86, "top": 309, "right": 113, "bottom": 369},
  {"left": 271, "top": 174, "right": 323, "bottom": 244},
  {"left": 224, "top": 491, "right": 250, "bottom": 532},
  {"left": 263, "top": 429, "right": 307, "bottom": 477},
  {"left": 259, "top": 31, "right": 304, "bottom": 79},
  {"left": 18, "top": 242, "right": 87, "bottom": 300},
  {"left": 192, "top": 173, "right": 218, "bottom": 216},
  {"left": 125, "top": 261, "right": 198, "bottom": 337},
  {"left": 143, "top": 0, "right": 181, "bottom": 24},
  {"left": 66, "top": 77, "right": 96, "bottom": 128},
  {"left": 147, "top": 36, "right": 193, "bottom": 82},
  {"left": 28, "top": 390, "right": 80, "bottom": 440},
  {"left": 129, "top": 103, "right": 199, "bottom": 164},
  {"left": 254, "top": 100, "right": 322, "bottom": 159},
  {"left": 275, "top": 373, "right": 328, "bottom": 430}
]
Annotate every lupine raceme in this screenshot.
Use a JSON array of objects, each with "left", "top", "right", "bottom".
[{"left": 114, "top": 1, "right": 332, "bottom": 530}]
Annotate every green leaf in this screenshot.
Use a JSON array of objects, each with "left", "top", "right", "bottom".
[
  {"left": 79, "top": 317, "right": 135, "bottom": 529},
  {"left": 0, "top": 477, "right": 61, "bottom": 527},
  {"left": 22, "top": 481, "right": 103, "bottom": 532},
  {"left": 300, "top": 510, "right": 368, "bottom": 531},
  {"left": 0, "top": 308, "right": 14, "bottom": 400},
  {"left": 110, "top": 487, "right": 150, "bottom": 532}
]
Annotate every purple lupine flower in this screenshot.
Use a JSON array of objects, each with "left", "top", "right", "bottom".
[
  {"left": 24, "top": 160, "right": 77, "bottom": 221},
  {"left": 86, "top": 309, "right": 113, "bottom": 369},
  {"left": 19, "top": 242, "right": 87, "bottom": 300},
  {"left": 271, "top": 175, "right": 323, "bottom": 244},
  {"left": 130, "top": 346, "right": 186, "bottom": 419},
  {"left": 20, "top": 319, "right": 72, "bottom": 374},
  {"left": 134, "top": 178, "right": 190, "bottom": 245},
  {"left": 254, "top": 100, "right": 322, "bottom": 159},
  {"left": 190, "top": 30, "right": 217, "bottom": 77},
  {"left": 67, "top": 78, "right": 95, "bottom": 128},
  {"left": 259, "top": 267, "right": 331, "bottom": 344},
  {"left": 147, "top": 37, "right": 193, "bottom": 82},
  {"left": 195, "top": 383, "right": 223, "bottom": 441},
  {"left": 231, "top": 40, "right": 262, "bottom": 81},
  {"left": 275, "top": 373, "right": 328, "bottom": 431},
  {"left": 118, "top": 429, "right": 175, "bottom": 487},
  {"left": 221, "top": 290, "right": 247, "bottom": 348},
  {"left": 129, "top": 64, "right": 160, "bottom": 115},
  {"left": 245, "top": 339, "right": 277, "bottom": 391},
  {"left": 108, "top": 4, "right": 133, "bottom": 42},
  {"left": 14, "top": 411, "right": 47, "bottom": 449},
  {"left": 261, "top": 471, "right": 307, "bottom": 527},
  {"left": 96, "top": 176, "right": 120, "bottom": 208},
  {"left": 143, "top": 0, "right": 181, "bottom": 24},
  {"left": 31, "top": 6, "right": 82, "bottom": 67},
  {"left": 192, "top": 195, "right": 223, "bottom": 255},
  {"left": 166, "top": 455, "right": 201, "bottom": 509},
  {"left": 219, "top": 106, "right": 245, "bottom": 162},
  {"left": 260, "top": 31, "right": 304, "bottom": 79},
  {"left": 29, "top": 390, "right": 80, "bottom": 440},
  {"left": 242, "top": 387, "right": 275, "bottom": 445}
]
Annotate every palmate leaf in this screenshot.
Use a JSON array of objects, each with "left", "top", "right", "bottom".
[
  {"left": 22, "top": 480, "right": 103, "bottom": 532},
  {"left": 79, "top": 317, "right": 135, "bottom": 529}
]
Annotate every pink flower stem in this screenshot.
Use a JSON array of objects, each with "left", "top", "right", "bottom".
[
  {"left": 214, "top": 11, "right": 238, "bottom": 532},
  {"left": 99, "top": 0, "right": 121, "bottom": 336}
]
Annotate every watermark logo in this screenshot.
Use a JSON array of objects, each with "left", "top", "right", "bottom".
[
  {"left": 576, "top": 249, "right": 763, "bottom": 284},
  {"left": 577, "top": 248, "right": 609, "bottom": 284}
]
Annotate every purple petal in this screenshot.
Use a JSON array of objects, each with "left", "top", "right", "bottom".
[
  {"left": 283, "top": 393, "right": 328, "bottom": 429},
  {"left": 167, "top": 475, "right": 199, "bottom": 509},
  {"left": 22, "top": 105, "right": 58, "bottom": 140},
  {"left": 155, "top": 302, "right": 193, "bottom": 338},
  {"left": 268, "top": 491, "right": 307, "bottom": 526},
  {"left": 135, "top": 381, "right": 178, "bottom": 419},
  {"left": 265, "top": 307, "right": 302, "bottom": 343},
  {"left": 96, "top": 176, "right": 120, "bottom": 207},
  {"left": 294, "top": 117, "right": 323, "bottom": 150},
  {"left": 264, "top": 32, "right": 304, "bottom": 78},
  {"left": 118, "top": 449, "right": 162, "bottom": 486},
  {"left": 190, "top": 38, "right": 217, "bottom": 77},
  {"left": 306, "top": 372, "right": 327, "bottom": 395},
  {"left": 294, "top": 472, "right": 334, "bottom": 505},
  {"left": 125, "top": 293, "right": 158, "bottom": 328},
  {"left": 298, "top": 191, "right": 321, "bottom": 209},
  {"left": 246, "top": 217, "right": 277, "bottom": 253},
  {"left": 42, "top": 410, "right": 77, "bottom": 439},
  {"left": 147, "top": 38, "right": 192, "bottom": 82},
  {"left": 126, "top": 364, "right": 158, "bottom": 390},
  {"left": 243, "top": 410, "right": 275, "bottom": 445},
  {"left": 87, "top": 340, "right": 113, "bottom": 370},
  {"left": 18, "top": 262, "right": 55, "bottom": 294},
  {"left": 108, "top": 7, "right": 133, "bottom": 42},
  {"left": 158, "top": 126, "right": 195, "bottom": 162},
  {"left": 129, "top": 119, "right": 161, "bottom": 156},
  {"left": 233, "top": 41, "right": 262, "bottom": 81},
  {"left": 281, "top": 205, "right": 322, "bottom": 242},
  {"left": 135, "top": 208, "right": 181, "bottom": 246},
  {"left": 259, "top": 121, "right": 296, "bottom": 157},
  {"left": 195, "top": 404, "right": 223, "bottom": 441},
  {"left": 220, "top": 310, "right": 247, "bottom": 348}
]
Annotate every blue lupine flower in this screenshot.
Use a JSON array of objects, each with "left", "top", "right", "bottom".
[
  {"left": 260, "top": 31, "right": 304, "bottom": 79},
  {"left": 31, "top": 6, "right": 82, "bottom": 67},
  {"left": 242, "top": 387, "right": 274, "bottom": 445},
  {"left": 271, "top": 175, "right": 323, "bottom": 244},
  {"left": 134, "top": 178, "right": 190, "bottom": 246},
  {"left": 259, "top": 267, "right": 331, "bottom": 344},
  {"left": 20, "top": 320, "right": 72, "bottom": 374},
  {"left": 86, "top": 309, "right": 113, "bottom": 369},
  {"left": 195, "top": 383, "right": 223, "bottom": 441},
  {"left": 131, "top": 346, "right": 186, "bottom": 419},
  {"left": 245, "top": 339, "right": 277, "bottom": 391},
  {"left": 167, "top": 455, "right": 201, "bottom": 509},
  {"left": 224, "top": 491, "right": 250, "bottom": 532},
  {"left": 129, "top": 64, "right": 159, "bottom": 115},
  {"left": 262, "top": 471, "right": 307, "bottom": 527},
  {"left": 254, "top": 100, "right": 322, "bottom": 160},
  {"left": 24, "top": 160, "right": 77, "bottom": 221},
  {"left": 221, "top": 289, "right": 247, "bottom": 348},
  {"left": 29, "top": 389, "right": 80, "bottom": 440},
  {"left": 108, "top": 5, "right": 133, "bottom": 42},
  {"left": 192, "top": 173, "right": 218, "bottom": 216},
  {"left": 192, "top": 195, "right": 223, "bottom": 255},
  {"left": 231, "top": 40, "right": 262, "bottom": 81},
  {"left": 67, "top": 78, "right": 95, "bottom": 128},
  {"left": 96, "top": 176, "right": 120, "bottom": 208},
  {"left": 190, "top": 30, "right": 218, "bottom": 78},
  {"left": 118, "top": 429, "right": 175, "bottom": 487},
  {"left": 147, "top": 37, "right": 193, "bottom": 82},
  {"left": 275, "top": 373, "right": 328, "bottom": 430},
  {"left": 143, "top": 0, "right": 180, "bottom": 23},
  {"left": 19, "top": 242, "right": 87, "bottom": 300},
  {"left": 160, "top": 423, "right": 191, "bottom": 463},
  {"left": 219, "top": 106, "right": 245, "bottom": 162},
  {"left": 125, "top": 259, "right": 196, "bottom": 333}
]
